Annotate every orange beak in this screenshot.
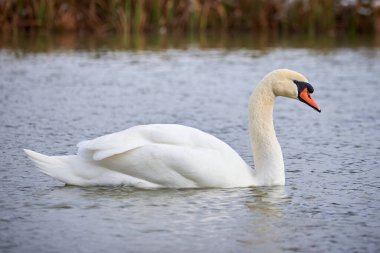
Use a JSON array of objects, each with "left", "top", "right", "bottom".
[{"left": 299, "top": 88, "right": 321, "bottom": 112}]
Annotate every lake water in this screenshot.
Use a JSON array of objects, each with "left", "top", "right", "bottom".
[{"left": 0, "top": 34, "right": 379, "bottom": 252}]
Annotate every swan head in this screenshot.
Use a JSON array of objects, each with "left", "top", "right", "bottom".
[{"left": 269, "top": 69, "right": 321, "bottom": 112}]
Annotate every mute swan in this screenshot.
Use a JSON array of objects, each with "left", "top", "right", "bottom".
[{"left": 24, "top": 69, "right": 320, "bottom": 188}]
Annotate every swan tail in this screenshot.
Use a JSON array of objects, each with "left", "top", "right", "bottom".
[
  {"left": 23, "top": 149, "right": 161, "bottom": 188},
  {"left": 24, "top": 149, "right": 74, "bottom": 184}
]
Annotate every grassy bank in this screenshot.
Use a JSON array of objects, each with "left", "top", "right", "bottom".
[{"left": 1, "top": 0, "right": 379, "bottom": 35}]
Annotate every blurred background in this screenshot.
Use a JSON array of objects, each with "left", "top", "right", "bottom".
[{"left": 0, "top": 0, "right": 379, "bottom": 50}]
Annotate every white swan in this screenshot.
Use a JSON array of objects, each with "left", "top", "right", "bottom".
[{"left": 24, "top": 69, "right": 320, "bottom": 189}]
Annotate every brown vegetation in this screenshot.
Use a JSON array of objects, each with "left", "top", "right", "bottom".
[{"left": 0, "top": 0, "right": 379, "bottom": 35}]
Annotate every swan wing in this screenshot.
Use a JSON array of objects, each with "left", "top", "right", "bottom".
[
  {"left": 76, "top": 124, "right": 252, "bottom": 188},
  {"left": 77, "top": 124, "right": 230, "bottom": 160}
]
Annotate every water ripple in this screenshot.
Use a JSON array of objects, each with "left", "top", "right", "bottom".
[{"left": 1, "top": 48, "right": 379, "bottom": 253}]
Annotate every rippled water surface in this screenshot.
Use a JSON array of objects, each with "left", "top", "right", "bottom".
[{"left": 0, "top": 36, "right": 380, "bottom": 252}]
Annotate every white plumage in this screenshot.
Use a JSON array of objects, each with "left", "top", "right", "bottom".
[{"left": 25, "top": 69, "right": 319, "bottom": 188}]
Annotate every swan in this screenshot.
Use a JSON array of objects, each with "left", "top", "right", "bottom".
[{"left": 24, "top": 69, "right": 320, "bottom": 189}]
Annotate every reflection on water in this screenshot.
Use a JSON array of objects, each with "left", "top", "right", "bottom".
[
  {"left": 1, "top": 32, "right": 379, "bottom": 53},
  {"left": 33, "top": 185, "right": 290, "bottom": 252},
  {"left": 246, "top": 186, "right": 289, "bottom": 217},
  {"left": 242, "top": 187, "right": 289, "bottom": 251},
  {"left": 0, "top": 34, "right": 379, "bottom": 252}
]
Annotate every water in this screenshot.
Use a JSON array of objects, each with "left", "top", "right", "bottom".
[{"left": 0, "top": 35, "right": 380, "bottom": 252}]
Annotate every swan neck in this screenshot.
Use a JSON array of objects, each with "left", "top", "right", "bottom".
[{"left": 248, "top": 80, "right": 285, "bottom": 186}]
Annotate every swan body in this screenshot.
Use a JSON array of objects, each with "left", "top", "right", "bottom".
[
  {"left": 25, "top": 69, "right": 320, "bottom": 189},
  {"left": 25, "top": 125, "right": 254, "bottom": 188}
]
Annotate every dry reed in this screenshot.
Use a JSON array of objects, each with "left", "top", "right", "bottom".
[{"left": 0, "top": 0, "right": 378, "bottom": 35}]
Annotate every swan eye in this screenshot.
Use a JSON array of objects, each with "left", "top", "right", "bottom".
[{"left": 293, "top": 80, "right": 314, "bottom": 95}]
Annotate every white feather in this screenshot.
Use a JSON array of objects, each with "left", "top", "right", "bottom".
[{"left": 24, "top": 69, "right": 315, "bottom": 188}]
